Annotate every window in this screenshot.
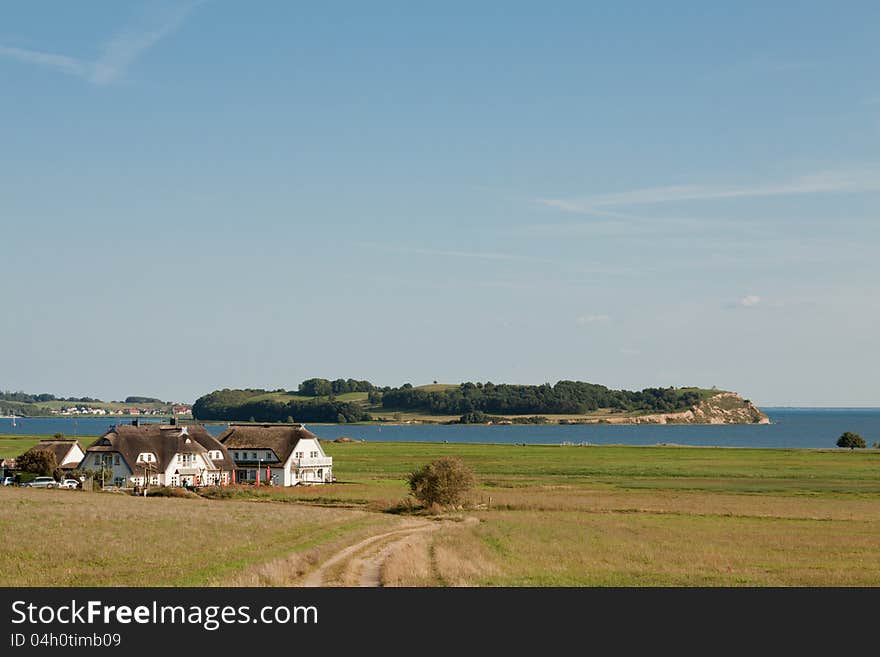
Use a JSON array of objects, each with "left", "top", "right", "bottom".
[
  {"left": 295, "top": 451, "right": 303, "bottom": 459},
  {"left": 114, "top": 455, "right": 120, "bottom": 466},
  {"left": 251, "top": 452, "right": 256, "bottom": 460},
  {"left": 177, "top": 454, "right": 182, "bottom": 464}
]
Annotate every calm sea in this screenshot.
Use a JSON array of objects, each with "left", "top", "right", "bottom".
[{"left": 2, "top": 409, "right": 878, "bottom": 449}]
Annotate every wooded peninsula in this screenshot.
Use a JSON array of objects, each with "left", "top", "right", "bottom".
[{"left": 190, "top": 379, "right": 768, "bottom": 425}]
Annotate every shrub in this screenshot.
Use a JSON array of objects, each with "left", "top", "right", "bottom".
[
  {"left": 16, "top": 449, "right": 58, "bottom": 477},
  {"left": 146, "top": 487, "right": 200, "bottom": 498},
  {"left": 407, "top": 457, "right": 475, "bottom": 507},
  {"left": 837, "top": 432, "right": 866, "bottom": 450}
]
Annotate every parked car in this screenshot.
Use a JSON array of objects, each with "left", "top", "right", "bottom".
[
  {"left": 22, "top": 476, "right": 57, "bottom": 488},
  {"left": 1, "top": 476, "right": 14, "bottom": 486},
  {"left": 59, "top": 479, "right": 80, "bottom": 489}
]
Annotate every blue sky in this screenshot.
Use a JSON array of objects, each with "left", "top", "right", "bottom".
[{"left": 1, "top": 1, "right": 878, "bottom": 406}]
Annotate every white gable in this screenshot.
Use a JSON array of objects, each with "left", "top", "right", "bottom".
[{"left": 60, "top": 443, "right": 85, "bottom": 467}]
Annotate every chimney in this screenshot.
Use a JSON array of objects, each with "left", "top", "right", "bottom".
[
  {"left": 132, "top": 418, "right": 140, "bottom": 427},
  {"left": 169, "top": 416, "right": 177, "bottom": 426}
]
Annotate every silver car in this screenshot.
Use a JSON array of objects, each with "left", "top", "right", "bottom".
[{"left": 23, "top": 476, "right": 57, "bottom": 488}]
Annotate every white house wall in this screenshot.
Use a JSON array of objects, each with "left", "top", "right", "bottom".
[
  {"left": 81, "top": 452, "right": 131, "bottom": 486},
  {"left": 61, "top": 444, "right": 85, "bottom": 467}
]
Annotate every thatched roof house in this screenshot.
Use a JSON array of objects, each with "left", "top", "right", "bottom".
[
  {"left": 217, "top": 423, "right": 333, "bottom": 486},
  {"left": 29, "top": 439, "right": 85, "bottom": 470},
  {"left": 80, "top": 421, "right": 234, "bottom": 488}
]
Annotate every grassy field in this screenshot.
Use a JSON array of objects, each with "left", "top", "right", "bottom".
[
  {"left": 0, "top": 487, "right": 403, "bottom": 586},
  {"left": 0, "top": 434, "right": 100, "bottom": 459},
  {"left": 2, "top": 437, "right": 879, "bottom": 586}
]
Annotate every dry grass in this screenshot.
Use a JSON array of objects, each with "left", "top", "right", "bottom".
[
  {"left": 380, "top": 532, "right": 435, "bottom": 586},
  {"left": 0, "top": 487, "right": 397, "bottom": 586},
  {"left": 480, "top": 486, "right": 880, "bottom": 521},
  {"left": 429, "top": 521, "right": 502, "bottom": 586},
  {"left": 382, "top": 485, "right": 880, "bottom": 586},
  {"left": 451, "top": 509, "right": 880, "bottom": 586}
]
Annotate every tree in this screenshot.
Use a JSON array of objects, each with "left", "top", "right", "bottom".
[
  {"left": 299, "top": 378, "right": 332, "bottom": 397},
  {"left": 407, "top": 457, "right": 475, "bottom": 507},
  {"left": 17, "top": 448, "right": 59, "bottom": 477},
  {"left": 837, "top": 432, "right": 866, "bottom": 449}
]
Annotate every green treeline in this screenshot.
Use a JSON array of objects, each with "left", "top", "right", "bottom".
[
  {"left": 192, "top": 379, "right": 712, "bottom": 423},
  {"left": 0, "top": 390, "right": 102, "bottom": 404},
  {"left": 192, "top": 389, "right": 371, "bottom": 423},
  {"left": 381, "top": 381, "right": 705, "bottom": 415},
  {"left": 297, "top": 378, "right": 374, "bottom": 396}
]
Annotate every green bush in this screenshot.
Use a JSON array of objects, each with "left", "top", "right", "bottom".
[
  {"left": 16, "top": 449, "right": 58, "bottom": 477},
  {"left": 407, "top": 457, "right": 475, "bottom": 507},
  {"left": 837, "top": 432, "right": 866, "bottom": 450}
]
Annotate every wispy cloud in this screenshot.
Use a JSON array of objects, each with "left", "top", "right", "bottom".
[
  {"left": 576, "top": 314, "right": 610, "bottom": 325},
  {"left": 739, "top": 295, "right": 761, "bottom": 307},
  {"left": 358, "top": 242, "right": 548, "bottom": 264},
  {"left": 0, "top": 1, "right": 201, "bottom": 85},
  {"left": 0, "top": 45, "right": 87, "bottom": 77},
  {"left": 537, "top": 170, "right": 880, "bottom": 214}
]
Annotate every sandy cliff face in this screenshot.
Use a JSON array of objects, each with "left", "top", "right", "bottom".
[{"left": 591, "top": 392, "right": 770, "bottom": 425}]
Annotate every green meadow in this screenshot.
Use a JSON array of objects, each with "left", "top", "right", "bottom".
[{"left": 2, "top": 436, "right": 879, "bottom": 586}]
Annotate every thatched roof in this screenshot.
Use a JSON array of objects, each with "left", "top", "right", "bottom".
[
  {"left": 31, "top": 439, "right": 82, "bottom": 466},
  {"left": 83, "top": 423, "right": 233, "bottom": 473},
  {"left": 217, "top": 424, "right": 320, "bottom": 464}
]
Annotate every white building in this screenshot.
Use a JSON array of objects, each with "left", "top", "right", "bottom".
[
  {"left": 30, "top": 439, "right": 85, "bottom": 471},
  {"left": 218, "top": 424, "right": 333, "bottom": 486},
  {"left": 79, "top": 421, "right": 234, "bottom": 488}
]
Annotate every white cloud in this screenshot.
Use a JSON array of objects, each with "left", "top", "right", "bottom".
[
  {"left": 739, "top": 295, "right": 761, "bottom": 307},
  {"left": 0, "top": 45, "right": 87, "bottom": 77},
  {"left": 576, "top": 314, "right": 610, "bottom": 325},
  {"left": 0, "top": 1, "right": 201, "bottom": 86},
  {"left": 537, "top": 170, "right": 880, "bottom": 214}
]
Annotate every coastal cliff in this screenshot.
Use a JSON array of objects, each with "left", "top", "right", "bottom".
[{"left": 584, "top": 392, "right": 770, "bottom": 425}]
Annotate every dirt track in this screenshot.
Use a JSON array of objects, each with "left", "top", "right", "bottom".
[{"left": 301, "top": 518, "right": 440, "bottom": 587}]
